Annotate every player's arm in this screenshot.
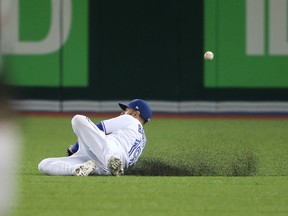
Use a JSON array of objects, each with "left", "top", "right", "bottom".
[{"left": 101, "top": 115, "right": 131, "bottom": 134}]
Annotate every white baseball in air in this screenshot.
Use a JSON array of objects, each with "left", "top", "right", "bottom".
[{"left": 204, "top": 51, "right": 214, "bottom": 61}]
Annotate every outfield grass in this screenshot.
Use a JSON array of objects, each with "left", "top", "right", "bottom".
[{"left": 9, "top": 115, "right": 288, "bottom": 216}]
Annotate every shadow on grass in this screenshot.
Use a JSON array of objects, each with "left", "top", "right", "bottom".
[
  {"left": 129, "top": 151, "right": 258, "bottom": 176},
  {"left": 128, "top": 159, "right": 193, "bottom": 176}
]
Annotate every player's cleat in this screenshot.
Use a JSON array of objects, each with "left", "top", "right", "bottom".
[
  {"left": 108, "top": 156, "right": 124, "bottom": 176},
  {"left": 73, "top": 160, "right": 96, "bottom": 176}
]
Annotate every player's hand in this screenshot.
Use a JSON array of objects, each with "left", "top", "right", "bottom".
[{"left": 66, "top": 145, "right": 75, "bottom": 156}]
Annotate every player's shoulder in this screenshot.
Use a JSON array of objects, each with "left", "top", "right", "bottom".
[
  {"left": 119, "top": 114, "right": 142, "bottom": 126},
  {"left": 119, "top": 114, "right": 133, "bottom": 118},
  {"left": 119, "top": 114, "right": 136, "bottom": 121}
]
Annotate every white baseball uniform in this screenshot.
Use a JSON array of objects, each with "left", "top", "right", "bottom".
[{"left": 38, "top": 114, "right": 147, "bottom": 175}]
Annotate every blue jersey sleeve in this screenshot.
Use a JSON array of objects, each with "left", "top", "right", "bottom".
[{"left": 96, "top": 122, "right": 103, "bottom": 131}]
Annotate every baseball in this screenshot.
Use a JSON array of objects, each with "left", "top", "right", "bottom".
[{"left": 204, "top": 51, "right": 214, "bottom": 61}]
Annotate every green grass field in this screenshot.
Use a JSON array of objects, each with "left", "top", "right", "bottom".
[{"left": 9, "top": 115, "right": 288, "bottom": 216}]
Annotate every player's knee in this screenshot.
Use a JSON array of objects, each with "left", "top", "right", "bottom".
[
  {"left": 38, "top": 159, "right": 47, "bottom": 172},
  {"left": 71, "top": 115, "right": 86, "bottom": 129},
  {"left": 38, "top": 158, "right": 50, "bottom": 173}
]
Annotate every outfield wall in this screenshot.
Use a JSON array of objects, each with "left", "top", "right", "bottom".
[{"left": 2, "top": 0, "right": 288, "bottom": 113}]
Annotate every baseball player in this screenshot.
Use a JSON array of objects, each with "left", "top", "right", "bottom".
[{"left": 38, "top": 99, "right": 152, "bottom": 176}]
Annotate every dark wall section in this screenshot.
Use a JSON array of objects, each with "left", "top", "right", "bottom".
[
  {"left": 13, "top": 0, "right": 288, "bottom": 102},
  {"left": 89, "top": 0, "right": 203, "bottom": 100},
  {"left": 12, "top": 0, "right": 204, "bottom": 101}
]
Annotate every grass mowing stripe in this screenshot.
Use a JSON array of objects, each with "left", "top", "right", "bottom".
[
  {"left": 9, "top": 116, "right": 288, "bottom": 216},
  {"left": 13, "top": 176, "right": 288, "bottom": 216}
]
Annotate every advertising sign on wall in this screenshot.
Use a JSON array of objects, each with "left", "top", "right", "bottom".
[
  {"left": 2, "top": 0, "right": 88, "bottom": 87},
  {"left": 204, "top": 0, "right": 288, "bottom": 88}
]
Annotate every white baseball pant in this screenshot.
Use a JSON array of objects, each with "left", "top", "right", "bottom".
[{"left": 38, "top": 115, "right": 121, "bottom": 175}]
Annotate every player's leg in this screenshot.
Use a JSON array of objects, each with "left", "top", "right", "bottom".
[
  {"left": 38, "top": 155, "right": 95, "bottom": 176},
  {"left": 66, "top": 122, "right": 104, "bottom": 156},
  {"left": 71, "top": 115, "right": 113, "bottom": 174}
]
